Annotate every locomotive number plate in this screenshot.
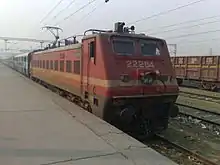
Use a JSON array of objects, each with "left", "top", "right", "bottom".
[{"left": 126, "top": 60, "right": 155, "bottom": 68}]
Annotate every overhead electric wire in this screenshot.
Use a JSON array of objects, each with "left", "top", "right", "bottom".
[
  {"left": 78, "top": 1, "right": 105, "bottom": 23},
  {"left": 74, "top": 1, "right": 106, "bottom": 34},
  {"left": 166, "top": 29, "right": 220, "bottom": 40},
  {"left": 52, "top": 0, "right": 77, "bottom": 20},
  {"left": 148, "top": 19, "right": 220, "bottom": 35},
  {"left": 177, "top": 37, "right": 220, "bottom": 45},
  {"left": 145, "top": 14, "right": 220, "bottom": 32},
  {"left": 128, "top": 0, "right": 208, "bottom": 25},
  {"left": 40, "top": 0, "right": 65, "bottom": 24},
  {"left": 54, "top": 0, "right": 97, "bottom": 26}
]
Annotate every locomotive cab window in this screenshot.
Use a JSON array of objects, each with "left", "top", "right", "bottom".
[
  {"left": 89, "top": 41, "right": 95, "bottom": 58},
  {"left": 140, "top": 40, "right": 161, "bottom": 56},
  {"left": 112, "top": 40, "right": 134, "bottom": 55}
]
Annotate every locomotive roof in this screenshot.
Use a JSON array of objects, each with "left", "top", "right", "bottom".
[
  {"left": 32, "top": 32, "right": 164, "bottom": 55},
  {"left": 83, "top": 32, "right": 164, "bottom": 41},
  {"left": 14, "top": 52, "right": 30, "bottom": 58},
  {"left": 33, "top": 43, "right": 81, "bottom": 55}
]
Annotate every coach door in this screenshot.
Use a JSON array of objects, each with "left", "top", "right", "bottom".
[
  {"left": 81, "top": 37, "right": 96, "bottom": 99},
  {"left": 28, "top": 53, "right": 31, "bottom": 77}
]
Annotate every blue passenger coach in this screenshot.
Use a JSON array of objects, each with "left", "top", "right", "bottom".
[{"left": 13, "top": 53, "right": 30, "bottom": 76}]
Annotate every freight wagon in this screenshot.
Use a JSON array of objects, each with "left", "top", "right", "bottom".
[{"left": 171, "top": 56, "right": 220, "bottom": 91}]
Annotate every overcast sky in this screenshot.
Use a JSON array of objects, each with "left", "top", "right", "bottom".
[{"left": 0, "top": 0, "right": 219, "bottom": 55}]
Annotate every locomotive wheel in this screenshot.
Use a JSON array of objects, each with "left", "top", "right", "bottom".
[
  {"left": 130, "top": 117, "right": 153, "bottom": 141},
  {"left": 138, "top": 119, "right": 153, "bottom": 140},
  {"left": 83, "top": 101, "right": 92, "bottom": 113}
]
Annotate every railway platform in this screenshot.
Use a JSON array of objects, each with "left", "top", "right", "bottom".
[{"left": 0, "top": 63, "right": 177, "bottom": 165}]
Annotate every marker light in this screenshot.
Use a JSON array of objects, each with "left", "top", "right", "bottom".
[{"left": 120, "top": 74, "right": 130, "bottom": 82}]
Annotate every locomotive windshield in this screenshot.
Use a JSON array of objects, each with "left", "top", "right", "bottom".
[
  {"left": 140, "top": 40, "right": 161, "bottom": 56},
  {"left": 112, "top": 40, "right": 134, "bottom": 55}
]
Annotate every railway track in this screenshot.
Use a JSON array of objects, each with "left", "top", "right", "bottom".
[
  {"left": 176, "top": 103, "right": 220, "bottom": 127},
  {"left": 147, "top": 135, "right": 218, "bottom": 165},
  {"left": 179, "top": 91, "right": 220, "bottom": 104},
  {"left": 13, "top": 68, "right": 220, "bottom": 165}
]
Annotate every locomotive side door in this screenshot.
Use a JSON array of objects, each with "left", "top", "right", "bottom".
[{"left": 81, "top": 37, "right": 96, "bottom": 99}]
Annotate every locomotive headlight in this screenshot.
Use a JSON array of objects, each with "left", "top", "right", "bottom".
[{"left": 120, "top": 74, "right": 130, "bottom": 82}]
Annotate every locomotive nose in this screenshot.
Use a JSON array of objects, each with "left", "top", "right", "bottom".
[{"left": 139, "top": 70, "right": 160, "bottom": 85}]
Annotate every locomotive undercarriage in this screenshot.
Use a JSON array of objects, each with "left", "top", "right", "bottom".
[
  {"left": 109, "top": 96, "right": 179, "bottom": 140},
  {"left": 30, "top": 76, "right": 179, "bottom": 140},
  {"left": 31, "top": 77, "right": 93, "bottom": 112}
]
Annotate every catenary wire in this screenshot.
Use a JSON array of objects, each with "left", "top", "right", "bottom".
[
  {"left": 145, "top": 14, "right": 220, "bottom": 32},
  {"left": 54, "top": 0, "right": 98, "bottom": 26},
  {"left": 148, "top": 19, "right": 220, "bottom": 35},
  {"left": 176, "top": 37, "right": 220, "bottom": 45},
  {"left": 52, "top": 0, "right": 78, "bottom": 20},
  {"left": 74, "top": 1, "right": 106, "bottom": 34},
  {"left": 39, "top": 0, "right": 65, "bottom": 24},
  {"left": 78, "top": 1, "right": 105, "bottom": 23},
  {"left": 166, "top": 29, "right": 220, "bottom": 39},
  {"left": 128, "top": 0, "right": 208, "bottom": 25}
]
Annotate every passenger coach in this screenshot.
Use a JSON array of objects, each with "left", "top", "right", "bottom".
[{"left": 13, "top": 52, "right": 31, "bottom": 76}]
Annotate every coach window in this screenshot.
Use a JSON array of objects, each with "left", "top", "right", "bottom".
[
  {"left": 55, "top": 60, "right": 58, "bottom": 71},
  {"left": 66, "top": 60, "right": 72, "bottom": 73},
  {"left": 50, "top": 60, "right": 53, "bottom": 70}
]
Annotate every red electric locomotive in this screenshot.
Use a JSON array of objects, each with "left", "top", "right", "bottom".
[{"left": 30, "top": 22, "right": 179, "bottom": 138}]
